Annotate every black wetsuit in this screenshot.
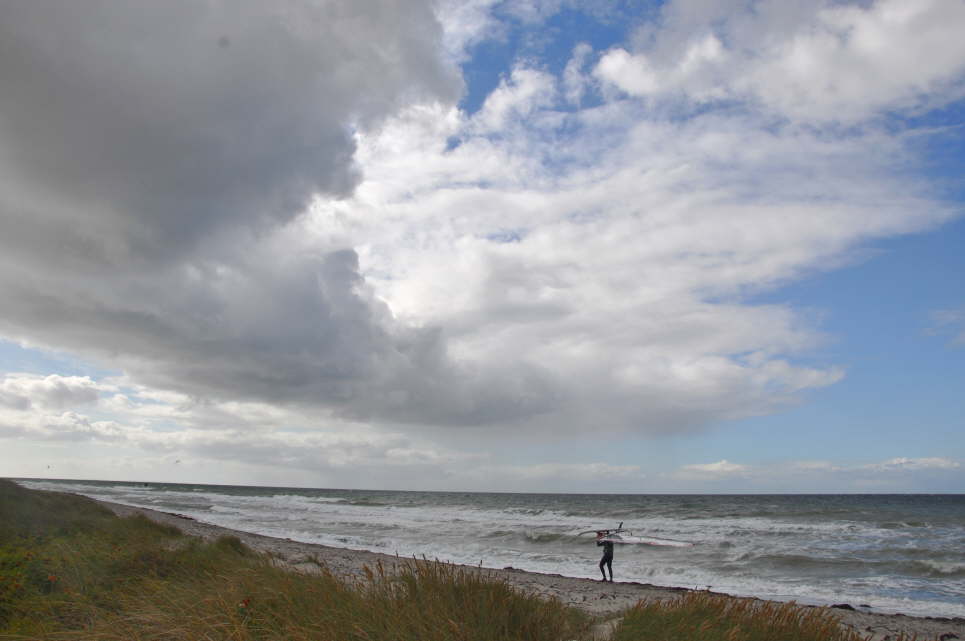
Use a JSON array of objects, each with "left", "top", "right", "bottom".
[{"left": 597, "top": 539, "right": 613, "bottom": 581}]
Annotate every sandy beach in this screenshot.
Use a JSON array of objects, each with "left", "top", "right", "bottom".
[{"left": 95, "top": 498, "right": 964, "bottom": 641}]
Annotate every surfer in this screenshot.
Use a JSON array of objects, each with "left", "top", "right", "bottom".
[{"left": 596, "top": 531, "right": 614, "bottom": 582}]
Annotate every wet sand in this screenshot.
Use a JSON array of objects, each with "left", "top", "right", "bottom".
[{"left": 98, "top": 499, "right": 964, "bottom": 641}]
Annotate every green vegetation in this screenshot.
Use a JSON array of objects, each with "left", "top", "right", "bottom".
[
  {"left": 0, "top": 479, "right": 588, "bottom": 640},
  {"left": 611, "top": 591, "right": 917, "bottom": 641}
]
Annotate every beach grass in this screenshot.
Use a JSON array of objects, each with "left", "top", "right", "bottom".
[
  {"left": 0, "top": 479, "right": 589, "bottom": 640},
  {"left": 611, "top": 591, "right": 922, "bottom": 641}
]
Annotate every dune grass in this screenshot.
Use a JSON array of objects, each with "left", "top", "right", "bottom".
[
  {"left": 0, "top": 479, "right": 589, "bottom": 640},
  {"left": 611, "top": 591, "right": 924, "bottom": 641}
]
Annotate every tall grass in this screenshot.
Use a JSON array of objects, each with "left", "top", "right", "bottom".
[
  {"left": 0, "top": 478, "right": 116, "bottom": 540},
  {"left": 611, "top": 591, "right": 924, "bottom": 641},
  {"left": 0, "top": 480, "right": 589, "bottom": 640}
]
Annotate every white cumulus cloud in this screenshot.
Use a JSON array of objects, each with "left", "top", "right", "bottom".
[
  {"left": 594, "top": 0, "right": 965, "bottom": 123},
  {"left": 0, "top": 374, "right": 109, "bottom": 410},
  {"left": 680, "top": 459, "right": 749, "bottom": 476}
]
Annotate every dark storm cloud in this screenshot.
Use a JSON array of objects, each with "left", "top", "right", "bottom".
[
  {"left": 0, "top": 1, "right": 457, "bottom": 260},
  {"left": 0, "top": 1, "right": 561, "bottom": 426}
]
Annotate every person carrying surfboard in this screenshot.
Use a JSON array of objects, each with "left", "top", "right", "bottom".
[{"left": 596, "top": 530, "right": 614, "bottom": 582}]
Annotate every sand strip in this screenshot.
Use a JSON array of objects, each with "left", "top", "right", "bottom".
[{"left": 97, "top": 499, "right": 964, "bottom": 641}]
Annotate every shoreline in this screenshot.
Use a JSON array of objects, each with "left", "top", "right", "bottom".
[{"left": 95, "top": 497, "right": 964, "bottom": 641}]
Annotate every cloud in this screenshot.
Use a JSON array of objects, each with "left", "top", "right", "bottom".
[
  {"left": 785, "top": 457, "right": 962, "bottom": 477},
  {"left": 0, "top": 1, "right": 458, "bottom": 261},
  {"left": 330, "top": 53, "right": 949, "bottom": 434},
  {"left": 436, "top": 0, "right": 504, "bottom": 63},
  {"left": 0, "top": 408, "right": 127, "bottom": 442},
  {"left": 486, "top": 462, "right": 643, "bottom": 481},
  {"left": 680, "top": 460, "right": 749, "bottom": 476},
  {"left": 473, "top": 67, "right": 558, "bottom": 132},
  {"left": 928, "top": 308, "right": 965, "bottom": 346},
  {"left": 0, "top": 391, "right": 474, "bottom": 477},
  {"left": 2, "top": 373, "right": 960, "bottom": 492},
  {"left": 0, "top": 374, "right": 109, "bottom": 410},
  {"left": 862, "top": 457, "right": 960, "bottom": 472},
  {"left": 0, "top": 1, "right": 515, "bottom": 428},
  {"left": 787, "top": 460, "right": 837, "bottom": 472},
  {"left": 594, "top": 0, "right": 965, "bottom": 123},
  {"left": 177, "top": 430, "right": 469, "bottom": 472},
  {"left": 0, "top": 0, "right": 961, "bottom": 450},
  {"left": 563, "top": 42, "right": 594, "bottom": 105},
  {"left": 670, "top": 456, "right": 963, "bottom": 491}
]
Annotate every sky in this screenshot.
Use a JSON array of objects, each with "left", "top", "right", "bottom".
[{"left": 1, "top": 0, "right": 963, "bottom": 493}]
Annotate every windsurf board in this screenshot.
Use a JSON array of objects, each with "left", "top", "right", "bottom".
[
  {"left": 579, "top": 522, "right": 694, "bottom": 547},
  {"left": 597, "top": 533, "right": 693, "bottom": 547}
]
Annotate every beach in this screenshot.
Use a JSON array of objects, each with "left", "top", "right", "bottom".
[
  {"left": 97, "top": 498, "right": 965, "bottom": 641},
  {"left": 26, "top": 480, "right": 963, "bottom": 620}
]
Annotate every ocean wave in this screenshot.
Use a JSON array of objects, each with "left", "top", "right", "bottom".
[
  {"left": 877, "top": 521, "right": 930, "bottom": 529},
  {"left": 523, "top": 531, "right": 583, "bottom": 544},
  {"left": 903, "top": 560, "right": 965, "bottom": 578},
  {"left": 345, "top": 498, "right": 392, "bottom": 507},
  {"left": 209, "top": 505, "right": 242, "bottom": 514},
  {"left": 271, "top": 493, "right": 345, "bottom": 504},
  {"left": 732, "top": 553, "right": 965, "bottom": 580},
  {"left": 868, "top": 546, "right": 963, "bottom": 560}
]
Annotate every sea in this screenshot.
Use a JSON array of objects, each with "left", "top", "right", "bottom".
[{"left": 17, "top": 479, "right": 965, "bottom": 619}]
